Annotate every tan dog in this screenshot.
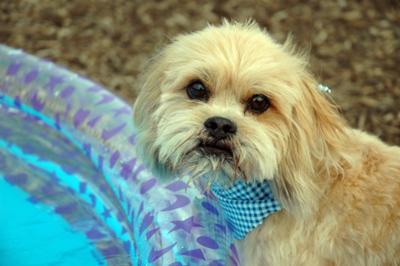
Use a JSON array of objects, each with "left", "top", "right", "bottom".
[{"left": 133, "top": 21, "right": 400, "bottom": 265}]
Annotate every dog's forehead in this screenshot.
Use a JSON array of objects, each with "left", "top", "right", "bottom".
[
  {"left": 174, "top": 26, "right": 288, "bottom": 77},
  {"left": 166, "top": 25, "right": 305, "bottom": 103}
]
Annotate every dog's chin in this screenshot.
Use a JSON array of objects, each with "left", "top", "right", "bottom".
[{"left": 171, "top": 140, "right": 240, "bottom": 186}]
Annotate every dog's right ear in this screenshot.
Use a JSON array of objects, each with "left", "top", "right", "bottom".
[
  {"left": 133, "top": 52, "right": 167, "bottom": 174},
  {"left": 133, "top": 53, "right": 164, "bottom": 128}
]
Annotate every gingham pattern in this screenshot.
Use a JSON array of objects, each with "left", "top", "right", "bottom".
[{"left": 212, "top": 180, "right": 281, "bottom": 240}]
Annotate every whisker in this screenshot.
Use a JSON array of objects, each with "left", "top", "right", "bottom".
[
  {"left": 238, "top": 165, "right": 247, "bottom": 182},
  {"left": 234, "top": 156, "right": 240, "bottom": 180},
  {"left": 183, "top": 166, "right": 196, "bottom": 192},
  {"left": 175, "top": 133, "right": 195, "bottom": 152}
]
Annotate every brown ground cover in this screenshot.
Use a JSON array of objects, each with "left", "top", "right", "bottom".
[{"left": 1, "top": 0, "right": 399, "bottom": 144}]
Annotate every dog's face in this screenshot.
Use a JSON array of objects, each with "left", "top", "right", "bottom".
[{"left": 134, "top": 22, "right": 344, "bottom": 193}]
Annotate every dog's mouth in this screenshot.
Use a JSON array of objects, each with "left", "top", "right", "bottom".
[{"left": 197, "top": 140, "right": 233, "bottom": 158}]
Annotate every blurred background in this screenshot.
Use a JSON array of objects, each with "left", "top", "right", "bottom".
[{"left": 1, "top": 0, "right": 399, "bottom": 144}]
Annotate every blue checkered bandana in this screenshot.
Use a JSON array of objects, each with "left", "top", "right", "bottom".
[{"left": 211, "top": 180, "right": 281, "bottom": 240}]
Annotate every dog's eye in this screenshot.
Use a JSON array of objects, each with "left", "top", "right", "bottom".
[
  {"left": 186, "top": 81, "right": 209, "bottom": 101},
  {"left": 247, "top": 94, "right": 270, "bottom": 114}
]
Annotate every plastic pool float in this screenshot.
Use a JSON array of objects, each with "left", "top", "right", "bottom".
[{"left": 0, "top": 45, "right": 239, "bottom": 266}]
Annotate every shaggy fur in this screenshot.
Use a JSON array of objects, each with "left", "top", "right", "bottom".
[{"left": 133, "top": 21, "right": 400, "bottom": 265}]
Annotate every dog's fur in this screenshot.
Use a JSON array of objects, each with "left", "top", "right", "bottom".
[{"left": 133, "top": 21, "right": 400, "bottom": 265}]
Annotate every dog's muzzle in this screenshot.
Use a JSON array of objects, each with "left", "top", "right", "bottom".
[
  {"left": 199, "top": 116, "right": 236, "bottom": 158},
  {"left": 198, "top": 140, "right": 233, "bottom": 158},
  {"left": 204, "top": 116, "right": 237, "bottom": 140}
]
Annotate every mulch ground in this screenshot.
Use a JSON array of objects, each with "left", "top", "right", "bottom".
[{"left": 1, "top": 0, "right": 399, "bottom": 144}]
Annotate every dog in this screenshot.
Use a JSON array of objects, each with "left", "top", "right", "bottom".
[{"left": 133, "top": 21, "right": 400, "bottom": 265}]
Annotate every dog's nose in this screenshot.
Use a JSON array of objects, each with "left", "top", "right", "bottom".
[{"left": 204, "top": 116, "right": 237, "bottom": 139}]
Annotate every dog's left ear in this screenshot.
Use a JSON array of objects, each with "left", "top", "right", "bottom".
[
  {"left": 274, "top": 73, "right": 348, "bottom": 215},
  {"left": 300, "top": 75, "right": 347, "bottom": 153},
  {"left": 281, "top": 38, "right": 347, "bottom": 151}
]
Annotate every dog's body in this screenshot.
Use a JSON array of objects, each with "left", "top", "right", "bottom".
[
  {"left": 242, "top": 129, "right": 400, "bottom": 265},
  {"left": 133, "top": 21, "right": 400, "bottom": 265}
]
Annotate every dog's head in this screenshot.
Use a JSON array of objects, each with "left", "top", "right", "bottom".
[{"left": 133, "top": 21, "right": 347, "bottom": 210}]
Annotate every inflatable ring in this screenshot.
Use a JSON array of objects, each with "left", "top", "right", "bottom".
[{"left": 0, "top": 45, "right": 239, "bottom": 266}]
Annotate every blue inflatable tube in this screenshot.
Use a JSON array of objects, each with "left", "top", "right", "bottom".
[{"left": 0, "top": 45, "right": 239, "bottom": 265}]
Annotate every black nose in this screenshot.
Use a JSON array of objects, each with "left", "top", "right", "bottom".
[{"left": 204, "top": 116, "right": 237, "bottom": 140}]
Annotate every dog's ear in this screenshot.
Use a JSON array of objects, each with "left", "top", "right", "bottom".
[
  {"left": 274, "top": 74, "right": 348, "bottom": 216},
  {"left": 133, "top": 52, "right": 168, "bottom": 175},
  {"left": 133, "top": 53, "right": 164, "bottom": 129},
  {"left": 300, "top": 75, "right": 347, "bottom": 155}
]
